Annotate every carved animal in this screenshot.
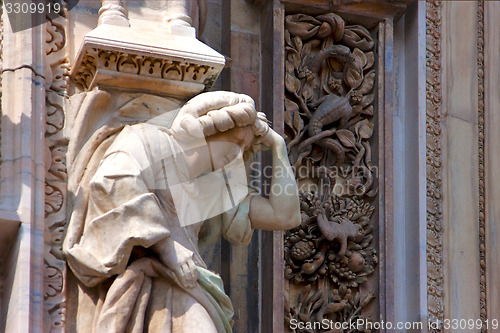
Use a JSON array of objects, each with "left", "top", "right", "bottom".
[
  {"left": 298, "top": 45, "right": 357, "bottom": 165},
  {"left": 316, "top": 214, "right": 360, "bottom": 257},
  {"left": 310, "top": 44, "right": 355, "bottom": 74},
  {"left": 302, "top": 44, "right": 355, "bottom": 101},
  {"left": 308, "top": 94, "right": 353, "bottom": 165}
]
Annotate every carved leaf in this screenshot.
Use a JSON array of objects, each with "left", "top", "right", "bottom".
[
  {"left": 285, "top": 73, "right": 301, "bottom": 94},
  {"left": 286, "top": 49, "right": 300, "bottom": 70},
  {"left": 285, "top": 98, "right": 304, "bottom": 135},
  {"left": 352, "top": 104, "right": 363, "bottom": 115},
  {"left": 325, "top": 300, "right": 348, "bottom": 314},
  {"left": 344, "top": 66, "right": 363, "bottom": 89},
  {"left": 362, "top": 105, "right": 374, "bottom": 116},
  {"left": 298, "top": 284, "right": 312, "bottom": 304},
  {"left": 336, "top": 129, "right": 356, "bottom": 148},
  {"left": 285, "top": 29, "right": 292, "bottom": 47},
  {"left": 311, "top": 295, "right": 324, "bottom": 312},
  {"left": 364, "top": 51, "right": 375, "bottom": 69},
  {"left": 301, "top": 41, "right": 314, "bottom": 60},
  {"left": 352, "top": 48, "right": 367, "bottom": 68},
  {"left": 293, "top": 36, "right": 303, "bottom": 53},
  {"left": 48, "top": 304, "right": 66, "bottom": 332},
  {"left": 358, "top": 70, "right": 375, "bottom": 94},
  {"left": 360, "top": 292, "right": 376, "bottom": 308},
  {"left": 359, "top": 122, "right": 374, "bottom": 140},
  {"left": 285, "top": 60, "right": 294, "bottom": 75},
  {"left": 49, "top": 226, "right": 66, "bottom": 260},
  {"left": 355, "top": 119, "right": 374, "bottom": 140},
  {"left": 360, "top": 93, "right": 374, "bottom": 108}
]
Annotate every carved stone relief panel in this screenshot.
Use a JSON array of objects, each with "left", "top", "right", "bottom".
[
  {"left": 426, "top": 0, "right": 444, "bottom": 329},
  {"left": 43, "top": 2, "right": 70, "bottom": 331},
  {"left": 282, "top": 12, "right": 379, "bottom": 331}
]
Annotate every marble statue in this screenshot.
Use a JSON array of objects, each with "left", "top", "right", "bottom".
[{"left": 62, "top": 91, "right": 301, "bottom": 332}]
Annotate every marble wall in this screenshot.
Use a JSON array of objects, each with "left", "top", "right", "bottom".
[{"left": 1, "top": 1, "right": 500, "bottom": 332}]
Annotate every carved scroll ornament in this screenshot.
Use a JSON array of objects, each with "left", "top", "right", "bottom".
[
  {"left": 283, "top": 12, "right": 379, "bottom": 331},
  {"left": 44, "top": 2, "right": 71, "bottom": 332},
  {"left": 426, "top": 0, "right": 444, "bottom": 329}
]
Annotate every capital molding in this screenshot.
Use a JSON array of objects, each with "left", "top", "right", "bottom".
[{"left": 71, "top": 24, "right": 226, "bottom": 98}]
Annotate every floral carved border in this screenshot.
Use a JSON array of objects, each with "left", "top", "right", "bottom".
[
  {"left": 476, "top": 1, "right": 487, "bottom": 331},
  {"left": 44, "top": 2, "right": 70, "bottom": 331},
  {"left": 425, "top": 0, "right": 444, "bottom": 330}
]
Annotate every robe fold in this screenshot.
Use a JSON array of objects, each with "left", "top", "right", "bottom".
[{"left": 63, "top": 95, "right": 254, "bottom": 332}]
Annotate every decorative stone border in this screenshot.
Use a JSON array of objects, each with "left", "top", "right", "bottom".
[{"left": 425, "top": 0, "right": 444, "bottom": 330}]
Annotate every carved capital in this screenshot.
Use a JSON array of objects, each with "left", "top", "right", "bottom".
[{"left": 71, "top": 25, "right": 225, "bottom": 98}]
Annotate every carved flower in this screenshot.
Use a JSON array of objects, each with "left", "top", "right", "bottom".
[
  {"left": 328, "top": 77, "right": 342, "bottom": 93},
  {"left": 297, "top": 68, "right": 314, "bottom": 82},
  {"left": 350, "top": 90, "right": 363, "bottom": 104}
]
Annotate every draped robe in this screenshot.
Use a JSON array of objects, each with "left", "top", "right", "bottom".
[{"left": 63, "top": 93, "right": 254, "bottom": 332}]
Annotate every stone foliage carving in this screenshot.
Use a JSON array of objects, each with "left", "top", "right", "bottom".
[
  {"left": 476, "top": 1, "right": 487, "bottom": 330},
  {"left": 43, "top": 2, "right": 70, "bottom": 332},
  {"left": 282, "top": 12, "right": 378, "bottom": 331},
  {"left": 426, "top": 1, "right": 444, "bottom": 330}
]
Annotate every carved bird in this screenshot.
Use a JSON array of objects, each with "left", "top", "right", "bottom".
[{"left": 316, "top": 213, "right": 360, "bottom": 257}]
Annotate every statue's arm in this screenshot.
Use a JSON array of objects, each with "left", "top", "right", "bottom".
[{"left": 249, "top": 130, "right": 301, "bottom": 230}]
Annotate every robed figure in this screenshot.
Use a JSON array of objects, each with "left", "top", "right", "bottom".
[{"left": 63, "top": 91, "right": 300, "bottom": 332}]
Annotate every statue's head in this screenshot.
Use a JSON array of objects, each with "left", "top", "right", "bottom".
[{"left": 171, "top": 91, "right": 269, "bottom": 168}]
